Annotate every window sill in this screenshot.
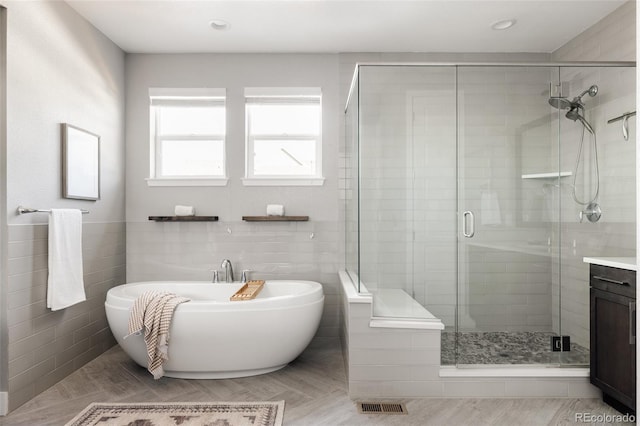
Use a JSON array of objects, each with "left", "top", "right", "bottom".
[
  {"left": 146, "top": 177, "right": 229, "bottom": 187},
  {"left": 242, "top": 177, "right": 325, "bottom": 187}
]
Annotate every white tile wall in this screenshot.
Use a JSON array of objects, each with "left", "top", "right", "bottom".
[
  {"left": 127, "top": 220, "right": 341, "bottom": 338},
  {"left": 6, "top": 222, "right": 126, "bottom": 410},
  {"left": 551, "top": 1, "right": 636, "bottom": 349}
]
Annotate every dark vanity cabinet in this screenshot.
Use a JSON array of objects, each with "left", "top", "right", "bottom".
[{"left": 590, "top": 264, "right": 636, "bottom": 413}]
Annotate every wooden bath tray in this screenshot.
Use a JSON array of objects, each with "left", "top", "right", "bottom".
[{"left": 230, "top": 280, "right": 265, "bottom": 301}]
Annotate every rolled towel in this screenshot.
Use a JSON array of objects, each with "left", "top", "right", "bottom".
[
  {"left": 175, "top": 205, "right": 195, "bottom": 216},
  {"left": 266, "top": 204, "right": 285, "bottom": 216}
]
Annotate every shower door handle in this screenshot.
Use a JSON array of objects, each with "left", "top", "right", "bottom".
[{"left": 462, "top": 211, "right": 475, "bottom": 238}]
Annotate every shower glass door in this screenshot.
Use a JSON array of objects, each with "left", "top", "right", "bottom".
[
  {"left": 357, "top": 65, "right": 457, "bottom": 321},
  {"left": 456, "top": 66, "right": 563, "bottom": 366}
]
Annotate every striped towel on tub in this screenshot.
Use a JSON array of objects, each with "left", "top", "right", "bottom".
[{"left": 126, "top": 291, "right": 190, "bottom": 379}]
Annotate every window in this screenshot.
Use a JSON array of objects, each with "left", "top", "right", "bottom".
[
  {"left": 244, "top": 87, "right": 323, "bottom": 186},
  {"left": 148, "top": 88, "right": 227, "bottom": 186}
]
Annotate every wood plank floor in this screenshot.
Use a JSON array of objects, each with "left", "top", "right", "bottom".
[{"left": 0, "top": 337, "right": 629, "bottom": 425}]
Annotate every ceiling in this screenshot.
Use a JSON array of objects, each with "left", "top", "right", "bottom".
[{"left": 64, "top": 0, "right": 628, "bottom": 54}]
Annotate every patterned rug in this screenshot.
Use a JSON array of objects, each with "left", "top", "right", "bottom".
[{"left": 65, "top": 401, "right": 285, "bottom": 426}]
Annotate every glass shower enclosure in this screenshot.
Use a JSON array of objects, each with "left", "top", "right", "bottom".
[{"left": 344, "top": 63, "right": 636, "bottom": 367}]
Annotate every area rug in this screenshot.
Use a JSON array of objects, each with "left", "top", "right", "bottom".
[{"left": 65, "top": 401, "right": 285, "bottom": 426}]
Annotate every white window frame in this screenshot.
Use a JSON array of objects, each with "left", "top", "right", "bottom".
[
  {"left": 243, "top": 87, "right": 324, "bottom": 186},
  {"left": 147, "top": 88, "right": 228, "bottom": 187}
]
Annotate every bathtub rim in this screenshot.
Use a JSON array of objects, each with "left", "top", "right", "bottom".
[{"left": 106, "top": 279, "right": 324, "bottom": 310}]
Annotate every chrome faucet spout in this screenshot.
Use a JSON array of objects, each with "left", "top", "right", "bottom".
[{"left": 221, "top": 259, "right": 234, "bottom": 283}]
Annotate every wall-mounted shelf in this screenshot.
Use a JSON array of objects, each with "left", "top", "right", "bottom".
[
  {"left": 521, "top": 172, "right": 572, "bottom": 180},
  {"left": 242, "top": 216, "right": 309, "bottom": 222},
  {"left": 148, "top": 216, "right": 219, "bottom": 222}
]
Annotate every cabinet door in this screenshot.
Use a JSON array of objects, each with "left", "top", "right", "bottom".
[{"left": 590, "top": 287, "right": 636, "bottom": 409}]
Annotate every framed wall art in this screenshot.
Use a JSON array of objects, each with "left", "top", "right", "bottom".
[{"left": 62, "top": 123, "right": 100, "bottom": 200}]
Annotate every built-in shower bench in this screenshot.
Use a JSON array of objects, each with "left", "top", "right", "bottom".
[
  {"left": 340, "top": 270, "right": 598, "bottom": 399},
  {"left": 370, "top": 288, "right": 443, "bottom": 328}
]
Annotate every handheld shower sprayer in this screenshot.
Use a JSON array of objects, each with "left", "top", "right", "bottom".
[
  {"left": 547, "top": 83, "right": 601, "bottom": 219},
  {"left": 573, "top": 85, "right": 598, "bottom": 103},
  {"left": 566, "top": 107, "right": 595, "bottom": 135}
]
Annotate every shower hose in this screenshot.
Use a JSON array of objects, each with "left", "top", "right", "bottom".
[{"left": 571, "top": 124, "right": 599, "bottom": 206}]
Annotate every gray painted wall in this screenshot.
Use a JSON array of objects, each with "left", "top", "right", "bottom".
[{"left": 3, "top": 1, "right": 125, "bottom": 411}]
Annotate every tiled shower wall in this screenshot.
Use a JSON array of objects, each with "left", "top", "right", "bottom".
[
  {"left": 551, "top": 1, "right": 636, "bottom": 349},
  {"left": 551, "top": 65, "right": 636, "bottom": 348},
  {"left": 126, "top": 221, "right": 340, "bottom": 338},
  {"left": 6, "top": 222, "right": 126, "bottom": 410}
]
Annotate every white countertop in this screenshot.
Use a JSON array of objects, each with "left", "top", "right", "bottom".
[{"left": 583, "top": 257, "right": 637, "bottom": 271}]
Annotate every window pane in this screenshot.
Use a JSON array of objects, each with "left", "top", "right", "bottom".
[
  {"left": 248, "top": 104, "right": 320, "bottom": 135},
  {"left": 253, "top": 139, "right": 316, "bottom": 176},
  {"left": 158, "top": 106, "right": 225, "bottom": 135},
  {"left": 161, "top": 140, "right": 224, "bottom": 176}
]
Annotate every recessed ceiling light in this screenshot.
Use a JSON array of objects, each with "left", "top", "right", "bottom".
[
  {"left": 209, "top": 19, "right": 228, "bottom": 30},
  {"left": 491, "top": 19, "right": 516, "bottom": 31}
]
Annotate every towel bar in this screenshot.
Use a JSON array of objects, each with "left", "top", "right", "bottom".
[
  {"left": 17, "top": 206, "right": 89, "bottom": 215},
  {"left": 607, "top": 111, "right": 636, "bottom": 141}
]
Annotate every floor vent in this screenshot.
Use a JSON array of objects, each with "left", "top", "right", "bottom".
[{"left": 357, "top": 402, "right": 408, "bottom": 415}]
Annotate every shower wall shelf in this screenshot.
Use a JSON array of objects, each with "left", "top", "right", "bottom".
[
  {"left": 521, "top": 172, "right": 572, "bottom": 179},
  {"left": 242, "top": 216, "right": 309, "bottom": 222},
  {"left": 148, "top": 216, "right": 219, "bottom": 222}
]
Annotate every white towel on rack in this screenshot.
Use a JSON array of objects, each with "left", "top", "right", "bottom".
[{"left": 47, "top": 209, "right": 85, "bottom": 311}]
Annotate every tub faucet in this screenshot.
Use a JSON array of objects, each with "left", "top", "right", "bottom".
[{"left": 221, "top": 259, "right": 234, "bottom": 283}]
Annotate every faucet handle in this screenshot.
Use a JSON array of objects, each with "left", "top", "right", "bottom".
[
  {"left": 211, "top": 269, "right": 219, "bottom": 283},
  {"left": 579, "top": 202, "right": 602, "bottom": 223},
  {"left": 241, "top": 269, "right": 252, "bottom": 283}
]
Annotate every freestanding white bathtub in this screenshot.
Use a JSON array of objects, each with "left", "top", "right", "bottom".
[{"left": 105, "top": 280, "right": 324, "bottom": 379}]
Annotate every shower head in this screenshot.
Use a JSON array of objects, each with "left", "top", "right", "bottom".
[
  {"left": 548, "top": 96, "right": 573, "bottom": 110},
  {"left": 566, "top": 108, "right": 595, "bottom": 134},
  {"left": 565, "top": 107, "right": 581, "bottom": 121},
  {"left": 548, "top": 84, "right": 598, "bottom": 111},
  {"left": 548, "top": 83, "right": 598, "bottom": 135},
  {"left": 574, "top": 85, "right": 598, "bottom": 102}
]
